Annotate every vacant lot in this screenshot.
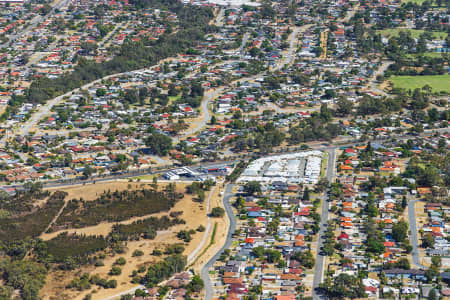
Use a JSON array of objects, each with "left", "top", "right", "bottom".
[
  {"left": 42, "top": 181, "right": 208, "bottom": 239},
  {"left": 53, "top": 185, "right": 182, "bottom": 229},
  {"left": 40, "top": 180, "right": 223, "bottom": 300},
  {"left": 389, "top": 74, "right": 450, "bottom": 93}
]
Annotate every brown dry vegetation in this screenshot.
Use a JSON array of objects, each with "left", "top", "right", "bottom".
[{"left": 40, "top": 180, "right": 227, "bottom": 300}]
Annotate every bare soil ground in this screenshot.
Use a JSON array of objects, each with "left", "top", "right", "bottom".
[
  {"left": 40, "top": 180, "right": 223, "bottom": 300},
  {"left": 183, "top": 114, "right": 208, "bottom": 136}
]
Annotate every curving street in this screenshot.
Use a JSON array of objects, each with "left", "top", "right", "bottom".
[{"left": 201, "top": 183, "right": 236, "bottom": 300}]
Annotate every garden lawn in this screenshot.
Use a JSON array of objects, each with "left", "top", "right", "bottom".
[{"left": 389, "top": 74, "right": 450, "bottom": 93}]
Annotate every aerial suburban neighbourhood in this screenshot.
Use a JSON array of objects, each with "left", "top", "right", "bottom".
[{"left": 0, "top": 0, "right": 448, "bottom": 299}]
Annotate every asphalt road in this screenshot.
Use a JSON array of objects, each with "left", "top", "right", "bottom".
[
  {"left": 201, "top": 183, "right": 236, "bottom": 300},
  {"left": 215, "top": 8, "right": 225, "bottom": 27},
  {"left": 26, "top": 38, "right": 60, "bottom": 67},
  {"left": 273, "top": 25, "right": 309, "bottom": 71},
  {"left": 238, "top": 32, "right": 250, "bottom": 55},
  {"left": 2, "top": 160, "right": 234, "bottom": 190},
  {"left": 3, "top": 127, "right": 447, "bottom": 190},
  {"left": 174, "top": 87, "right": 225, "bottom": 142},
  {"left": 367, "top": 60, "right": 394, "bottom": 97},
  {"left": 408, "top": 197, "right": 425, "bottom": 269},
  {"left": 312, "top": 148, "right": 336, "bottom": 300}
]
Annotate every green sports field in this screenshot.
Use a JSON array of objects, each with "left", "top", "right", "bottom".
[
  {"left": 401, "top": 0, "right": 427, "bottom": 4},
  {"left": 407, "top": 52, "right": 449, "bottom": 58},
  {"left": 377, "top": 28, "right": 447, "bottom": 40},
  {"left": 389, "top": 74, "right": 450, "bottom": 93}
]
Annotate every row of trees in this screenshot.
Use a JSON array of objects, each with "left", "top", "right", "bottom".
[
  {"left": 55, "top": 187, "right": 183, "bottom": 229},
  {"left": 111, "top": 215, "right": 185, "bottom": 241}
]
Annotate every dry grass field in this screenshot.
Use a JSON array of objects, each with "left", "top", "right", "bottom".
[{"left": 39, "top": 180, "right": 227, "bottom": 300}]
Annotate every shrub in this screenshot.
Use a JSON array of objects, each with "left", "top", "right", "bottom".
[
  {"left": 165, "top": 244, "right": 184, "bottom": 254},
  {"left": 132, "top": 250, "right": 144, "bottom": 257},
  {"left": 94, "top": 260, "right": 104, "bottom": 267},
  {"left": 109, "top": 266, "right": 122, "bottom": 276},
  {"left": 211, "top": 207, "right": 225, "bottom": 217},
  {"left": 177, "top": 230, "right": 193, "bottom": 243},
  {"left": 152, "top": 249, "right": 162, "bottom": 256},
  {"left": 114, "top": 257, "right": 126, "bottom": 265},
  {"left": 107, "top": 280, "right": 117, "bottom": 288}
]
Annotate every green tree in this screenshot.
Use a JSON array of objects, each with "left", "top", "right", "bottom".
[
  {"left": 132, "top": 250, "right": 144, "bottom": 257},
  {"left": 431, "top": 256, "right": 441, "bottom": 268},
  {"left": 428, "top": 288, "right": 437, "bottom": 300},
  {"left": 266, "top": 220, "right": 279, "bottom": 235},
  {"left": 293, "top": 250, "right": 315, "bottom": 269},
  {"left": 211, "top": 207, "right": 225, "bottom": 217},
  {"left": 96, "top": 88, "right": 106, "bottom": 97},
  {"left": 0, "top": 286, "right": 12, "bottom": 300},
  {"left": 265, "top": 250, "right": 281, "bottom": 263},
  {"left": 186, "top": 275, "right": 204, "bottom": 293},
  {"left": 323, "top": 241, "right": 335, "bottom": 256},
  {"left": 244, "top": 181, "right": 261, "bottom": 195},
  {"left": 420, "top": 166, "right": 442, "bottom": 187},
  {"left": 367, "top": 237, "right": 385, "bottom": 255},
  {"left": 252, "top": 246, "right": 264, "bottom": 258},
  {"left": 303, "top": 187, "right": 310, "bottom": 201},
  {"left": 82, "top": 165, "right": 93, "bottom": 178},
  {"left": 425, "top": 266, "right": 439, "bottom": 282},
  {"left": 319, "top": 274, "right": 366, "bottom": 299},
  {"left": 401, "top": 196, "right": 407, "bottom": 209},
  {"left": 392, "top": 220, "right": 408, "bottom": 242},
  {"left": 145, "top": 133, "right": 173, "bottom": 156}
]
